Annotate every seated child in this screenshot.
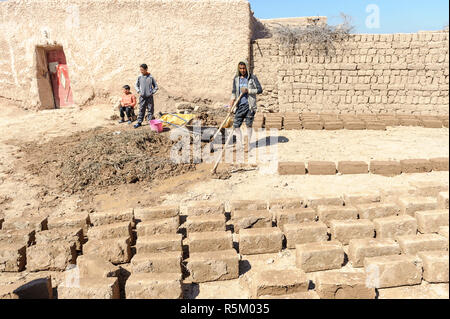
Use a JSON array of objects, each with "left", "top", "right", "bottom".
[{"left": 119, "top": 85, "right": 137, "bottom": 124}]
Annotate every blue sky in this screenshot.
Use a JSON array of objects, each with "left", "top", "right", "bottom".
[{"left": 249, "top": 0, "right": 449, "bottom": 34}]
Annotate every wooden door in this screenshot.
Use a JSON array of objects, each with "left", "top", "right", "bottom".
[{"left": 47, "top": 50, "right": 73, "bottom": 107}]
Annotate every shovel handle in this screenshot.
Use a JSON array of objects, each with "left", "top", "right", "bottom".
[{"left": 211, "top": 93, "right": 243, "bottom": 142}]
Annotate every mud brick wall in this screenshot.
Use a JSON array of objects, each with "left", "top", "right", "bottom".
[{"left": 252, "top": 32, "right": 449, "bottom": 115}]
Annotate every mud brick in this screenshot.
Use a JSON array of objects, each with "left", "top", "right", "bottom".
[
  {"left": 186, "top": 250, "right": 239, "bottom": 283},
  {"left": 343, "top": 191, "right": 381, "bottom": 205},
  {"left": 239, "top": 228, "right": 283, "bottom": 255},
  {"left": 396, "top": 234, "right": 448, "bottom": 255},
  {"left": 315, "top": 272, "right": 376, "bottom": 299},
  {"left": 355, "top": 203, "right": 400, "bottom": 220},
  {"left": 87, "top": 222, "right": 132, "bottom": 241},
  {"left": 348, "top": 238, "right": 401, "bottom": 268},
  {"left": 0, "top": 229, "right": 35, "bottom": 246},
  {"left": 324, "top": 121, "right": 344, "bottom": 130},
  {"left": 136, "top": 217, "right": 179, "bottom": 236},
  {"left": 443, "top": 119, "right": 449, "bottom": 128},
  {"left": 27, "top": 242, "right": 76, "bottom": 272},
  {"left": 231, "top": 210, "right": 272, "bottom": 233},
  {"left": 307, "top": 161, "right": 336, "bottom": 175},
  {"left": 306, "top": 195, "right": 344, "bottom": 208},
  {"left": 400, "top": 159, "right": 432, "bottom": 173},
  {"left": 188, "top": 231, "right": 233, "bottom": 253},
  {"left": 89, "top": 209, "right": 134, "bottom": 226},
  {"left": 186, "top": 201, "right": 225, "bottom": 216},
  {"left": 0, "top": 244, "right": 26, "bottom": 272},
  {"left": 379, "top": 186, "right": 416, "bottom": 203},
  {"left": 35, "top": 227, "right": 83, "bottom": 251},
  {"left": 295, "top": 241, "right": 345, "bottom": 273},
  {"left": 409, "top": 181, "right": 448, "bottom": 197},
  {"left": 397, "top": 196, "right": 438, "bottom": 216},
  {"left": 0, "top": 276, "right": 52, "bottom": 299},
  {"left": 275, "top": 208, "right": 316, "bottom": 229},
  {"left": 133, "top": 205, "right": 179, "bottom": 222},
  {"left": 283, "top": 123, "right": 302, "bottom": 130},
  {"left": 184, "top": 215, "right": 226, "bottom": 234},
  {"left": 229, "top": 200, "right": 267, "bottom": 214},
  {"left": 130, "top": 251, "right": 182, "bottom": 274},
  {"left": 365, "top": 121, "right": 386, "bottom": 130},
  {"left": 248, "top": 270, "right": 309, "bottom": 298},
  {"left": 343, "top": 121, "right": 366, "bottom": 130},
  {"left": 369, "top": 161, "right": 402, "bottom": 176},
  {"left": 77, "top": 255, "right": 120, "bottom": 278},
  {"left": 381, "top": 117, "right": 400, "bottom": 126},
  {"left": 84, "top": 237, "right": 132, "bottom": 264},
  {"left": 317, "top": 205, "right": 358, "bottom": 227},
  {"left": 364, "top": 255, "right": 422, "bottom": 288},
  {"left": 268, "top": 198, "right": 306, "bottom": 211},
  {"left": 438, "top": 192, "right": 449, "bottom": 209},
  {"left": 422, "top": 120, "right": 443, "bottom": 128},
  {"left": 125, "top": 273, "right": 182, "bottom": 299},
  {"left": 278, "top": 162, "right": 306, "bottom": 175},
  {"left": 439, "top": 226, "right": 449, "bottom": 239},
  {"left": 337, "top": 161, "right": 368, "bottom": 174},
  {"left": 373, "top": 215, "right": 417, "bottom": 238},
  {"left": 330, "top": 220, "right": 375, "bottom": 245},
  {"left": 399, "top": 119, "right": 422, "bottom": 127},
  {"left": 418, "top": 251, "right": 449, "bottom": 283},
  {"left": 283, "top": 222, "right": 327, "bottom": 249},
  {"left": 416, "top": 210, "right": 449, "bottom": 234},
  {"left": 136, "top": 234, "right": 182, "bottom": 254},
  {"left": 47, "top": 214, "right": 90, "bottom": 233},
  {"left": 58, "top": 277, "right": 120, "bottom": 299},
  {"left": 258, "top": 291, "right": 320, "bottom": 299},
  {"left": 429, "top": 157, "right": 449, "bottom": 171},
  {"left": 302, "top": 121, "right": 323, "bottom": 130},
  {"left": 2, "top": 216, "right": 48, "bottom": 232}
]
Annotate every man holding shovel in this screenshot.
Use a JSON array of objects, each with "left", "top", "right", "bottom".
[{"left": 134, "top": 63, "right": 159, "bottom": 129}]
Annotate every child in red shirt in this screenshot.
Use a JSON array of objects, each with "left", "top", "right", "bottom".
[{"left": 119, "top": 85, "right": 137, "bottom": 124}]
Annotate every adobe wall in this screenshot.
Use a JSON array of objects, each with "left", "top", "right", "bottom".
[
  {"left": 0, "top": 0, "right": 252, "bottom": 109},
  {"left": 252, "top": 32, "right": 449, "bottom": 115}
]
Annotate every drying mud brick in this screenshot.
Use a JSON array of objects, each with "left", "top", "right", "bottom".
[
  {"left": 400, "top": 159, "right": 432, "bottom": 173},
  {"left": 27, "top": 242, "right": 77, "bottom": 272},
  {"left": 0, "top": 276, "right": 52, "bottom": 299},
  {"left": 58, "top": 277, "right": 120, "bottom": 299},
  {"left": 2, "top": 216, "right": 48, "bottom": 232},
  {"left": 295, "top": 241, "right": 345, "bottom": 273},
  {"left": 0, "top": 244, "right": 26, "bottom": 272},
  {"left": 379, "top": 116, "right": 400, "bottom": 126},
  {"left": 438, "top": 192, "right": 449, "bottom": 209},
  {"left": 47, "top": 214, "right": 90, "bottom": 233},
  {"left": 399, "top": 119, "right": 422, "bottom": 127},
  {"left": 348, "top": 238, "right": 401, "bottom": 268},
  {"left": 415, "top": 210, "right": 449, "bottom": 234},
  {"left": 302, "top": 121, "right": 323, "bottom": 130},
  {"left": 258, "top": 291, "right": 320, "bottom": 299},
  {"left": 231, "top": 210, "right": 272, "bottom": 233},
  {"left": 397, "top": 196, "right": 438, "bottom": 216},
  {"left": 364, "top": 255, "right": 422, "bottom": 288},
  {"left": 421, "top": 120, "right": 443, "bottom": 128},
  {"left": 343, "top": 191, "right": 381, "bottom": 205},
  {"left": 396, "top": 234, "right": 449, "bottom": 255},
  {"left": 77, "top": 255, "right": 120, "bottom": 278},
  {"left": 330, "top": 219, "right": 375, "bottom": 245},
  {"left": 136, "top": 234, "right": 182, "bottom": 254},
  {"left": 418, "top": 251, "right": 449, "bottom": 283},
  {"left": 439, "top": 226, "right": 449, "bottom": 239},
  {"left": 185, "top": 201, "right": 225, "bottom": 216},
  {"left": 369, "top": 161, "right": 402, "bottom": 176},
  {"left": 373, "top": 215, "right": 417, "bottom": 239},
  {"left": 184, "top": 215, "right": 226, "bottom": 234},
  {"left": 324, "top": 121, "right": 344, "bottom": 130},
  {"left": 89, "top": 210, "right": 134, "bottom": 226},
  {"left": 355, "top": 203, "right": 400, "bottom": 220},
  {"left": 248, "top": 270, "right": 309, "bottom": 298},
  {"left": 187, "top": 231, "right": 233, "bottom": 253},
  {"left": 275, "top": 208, "right": 317, "bottom": 229},
  {"left": 87, "top": 222, "right": 132, "bottom": 240},
  {"left": 315, "top": 272, "right": 376, "bottom": 299},
  {"left": 0, "top": 229, "right": 35, "bottom": 246},
  {"left": 283, "top": 222, "right": 328, "bottom": 249},
  {"left": 429, "top": 157, "right": 449, "bottom": 171},
  {"left": 409, "top": 180, "right": 448, "bottom": 197},
  {"left": 278, "top": 162, "right": 306, "bottom": 175},
  {"left": 130, "top": 251, "right": 182, "bottom": 274},
  {"left": 125, "top": 273, "right": 182, "bottom": 299},
  {"left": 306, "top": 195, "right": 344, "bottom": 208},
  {"left": 337, "top": 161, "right": 368, "bottom": 175},
  {"left": 343, "top": 121, "right": 366, "bottom": 130},
  {"left": 317, "top": 205, "right": 358, "bottom": 227},
  {"left": 365, "top": 121, "right": 386, "bottom": 131},
  {"left": 239, "top": 228, "right": 283, "bottom": 255},
  {"left": 136, "top": 217, "right": 179, "bottom": 236},
  {"left": 35, "top": 227, "right": 83, "bottom": 251},
  {"left": 379, "top": 186, "right": 416, "bottom": 203},
  {"left": 186, "top": 250, "right": 239, "bottom": 283},
  {"left": 229, "top": 200, "right": 267, "bottom": 214},
  {"left": 307, "top": 161, "right": 336, "bottom": 175},
  {"left": 84, "top": 237, "right": 132, "bottom": 264},
  {"left": 133, "top": 205, "right": 179, "bottom": 222},
  {"left": 268, "top": 198, "right": 306, "bottom": 210}
]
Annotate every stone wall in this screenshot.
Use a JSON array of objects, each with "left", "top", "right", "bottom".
[{"left": 252, "top": 32, "right": 449, "bottom": 115}]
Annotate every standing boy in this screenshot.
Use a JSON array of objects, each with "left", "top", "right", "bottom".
[{"left": 134, "top": 64, "right": 159, "bottom": 129}]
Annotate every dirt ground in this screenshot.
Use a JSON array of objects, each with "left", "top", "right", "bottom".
[{"left": 0, "top": 102, "right": 449, "bottom": 299}]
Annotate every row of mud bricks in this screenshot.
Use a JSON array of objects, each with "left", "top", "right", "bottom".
[
  {"left": 278, "top": 157, "right": 449, "bottom": 176},
  {"left": 0, "top": 182, "right": 448, "bottom": 299},
  {"left": 252, "top": 113, "right": 450, "bottom": 130}
]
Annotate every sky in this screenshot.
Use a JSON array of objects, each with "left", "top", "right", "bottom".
[{"left": 249, "top": 0, "right": 449, "bottom": 34}]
